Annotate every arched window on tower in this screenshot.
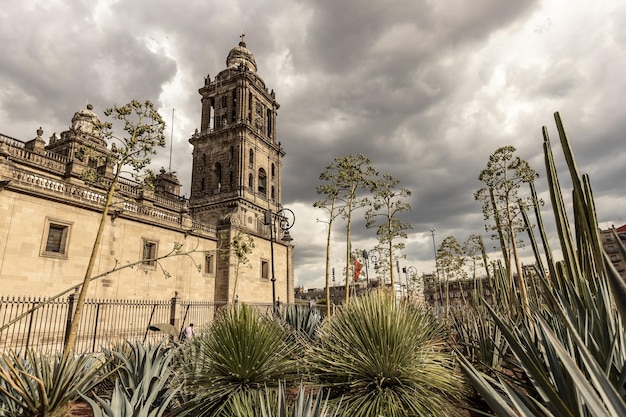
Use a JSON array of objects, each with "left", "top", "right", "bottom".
[
  {"left": 271, "top": 163, "right": 275, "bottom": 178},
  {"left": 229, "top": 171, "right": 233, "bottom": 188},
  {"left": 201, "top": 177, "right": 205, "bottom": 191},
  {"left": 202, "top": 153, "right": 206, "bottom": 166},
  {"left": 248, "top": 173, "right": 254, "bottom": 191},
  {"left": 248, "top": 92, "right": 253, "bottom": 122},
  {"left": 214, "top": 162, "right": 222, "bottom": 192},
  {"left": 271, "top": 185, "right": 275, "bottom": 201},
  {"left": 258, "top": 168, "right": 267, "bottom": 196},
  {"left": 249, "top": 149, "right": 254, "bottom": 168}
]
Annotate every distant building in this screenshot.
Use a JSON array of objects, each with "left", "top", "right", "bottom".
[
  {"left": 294, "top": 278, "right": 420, "bottom": 307},
  {"left": 0, "top": 39, "right": 293, "bottom": 304},
  {"left": 423, "top": 275, "right": 491, "bottom": 308},
  {"left": 600, "top": 225, "right": 626, "bottom": 280},
  {"left": 422, "top": 265, "right": 542, "bottom": 309},
  {"left": 295, "top": 280, "right": 371, "bottom": 306}
]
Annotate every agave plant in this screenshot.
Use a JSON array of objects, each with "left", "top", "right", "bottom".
[
  {"left": 278, "top": 303, "right": 323, "bottom": 342},
  {"left": 176, "top": 304, "right": 298, "bottom": 416},
  {"left": 81, "top": 372, "right": 178, "bottom": 417},
  {"left": 104, "top": 341, "right": 175, "bottom": 395},
  {"left": 83, "top": 340, "right": 180, "bottom": 416},
  {"left": 234, "top": 383, "right": 344, "bottom": 417},
  {"left": 450, "top": 304, "right": 506, "bottom": 372},
  {"left": 307, "top": 290, "right": 467, "bottom": 417},
  {"left": 458, "top": 112, "right": 626, "bottom": 416},
  {"left": 0, "top": 349, "right": 106, "bottom": 417}
]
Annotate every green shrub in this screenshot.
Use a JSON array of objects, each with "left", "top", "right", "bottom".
[
  {"left": 82, "top": 341, "right": 180, "bottom": 417},
  {"left": 235, "top": 383, "right": 344, "bottom": 417},
  {"left": 458, "top": 113, "right": 626, "bottom": 416},
  {"left": 0, "top": 349, "right": 106, "bottom": 417},
  {"left": 307, "top": 290, "right": 467, "bottom": 417},
  {"left": 177, "top": 304, "right": 298, "bottom": 416}
]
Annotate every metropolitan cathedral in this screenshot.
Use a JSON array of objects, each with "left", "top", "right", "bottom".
[{"left": 0, "top": 39, "right": 294, "bottom": 305}]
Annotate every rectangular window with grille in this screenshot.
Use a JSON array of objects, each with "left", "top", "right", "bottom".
[
  {"left": 141, "top": 239, "right": 158, "bottom": 268},
  {"left": 40, "top": 219, "right": 72, "bottom": 258},
  {"left": 204, "top": 254, "right": 214, "bottom": 275}
]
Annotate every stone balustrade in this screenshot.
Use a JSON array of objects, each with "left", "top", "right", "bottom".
[
  {"left": 6, "top": 166, "right": 213, "bottom": 235},
  {"left": 191, "top": 221, "right": 216, "bottom": 234},
  {"left": 0, "top": 133, "right": 25, "bottom": 149},
  {"left": 5, "top": 146, "right": 68, "bottom": 173}
]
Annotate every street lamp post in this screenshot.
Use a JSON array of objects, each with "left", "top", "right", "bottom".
[
  {"left": 430, "top": 227, "right": 438, "bottom": 278},
  {"left": 362, "top": 249, "right": 380, "bottom": 288},
  {"left": 263, "top": 208, "right": 295, "bottom": 314},
  {"left": 402, "top": 266, "right": 417, "bottom": 299}
]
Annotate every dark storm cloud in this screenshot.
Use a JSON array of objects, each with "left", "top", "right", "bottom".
[
  {"left": 1, "top": 0, "right": 624, "bottom": 289},
  {"left": 297, "top": 0, "right": 538, "bottom": 73},
  {"left": 276, "top": 0, "right": 540, "bottom": 211},
  {"left": 0, "top": 2, "right": 176, "bottom": 137}
]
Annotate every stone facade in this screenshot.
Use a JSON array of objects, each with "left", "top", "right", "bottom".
[
  {"left": 600, "top": 225, "right": 626, "bottom": 280},
  {"left": 0, "top": 39, "right": 294, "bottom": 304},
  {"left": 188, "top": 38, "right": 293, "bottom": 304}
]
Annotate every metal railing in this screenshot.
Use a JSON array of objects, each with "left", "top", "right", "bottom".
[{"left": 0, "top": 295, "right": 234, "bottom": 354}]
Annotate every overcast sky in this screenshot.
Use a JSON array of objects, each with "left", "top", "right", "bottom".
[{"left": 1, "top": 0, "right": 625, "bottom": 290}]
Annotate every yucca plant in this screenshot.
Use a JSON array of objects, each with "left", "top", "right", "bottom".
[
  {"left": 458, "top": 112, "right": 626, "bottom": 416},
  {"left": 0, "top": 349, "right": 106, "bottom": 417},
  {"left": 307, "top": 290, "right": 467, "bottom": 417},
  {"left": 176, "top": 303, "right": 299, "bottom": 416}
]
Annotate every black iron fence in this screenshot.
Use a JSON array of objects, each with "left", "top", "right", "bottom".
[{"left": 0, "top": 294, "right": 237, "bottom": 354}]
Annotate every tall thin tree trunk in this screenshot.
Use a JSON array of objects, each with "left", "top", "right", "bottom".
[
  {"left": 509, "top": 224, "right": 530, "bottom": 317},
  {"left": 445, "top": 276, "right": 450, "bottom": 318},
  {"left": 345, "top": 211, "right": 352, "bottom": 304},
  {"left": 63, "top": 173, "right": 119, "bottom": 359},
  {"left": 388, "top": 237, "right": 394, "bottom": 291},
  {"left": 489, "top": 188, "right": 510, "bottom": 276},
  {"left": 479, "top": 235, "right": 490, "bottom": 280},
  {"left": 325, "top": 216, "right": 334, "bottom": 317},
  {"left": 490, "top": 187, "right": 513, "bottom": 306}
]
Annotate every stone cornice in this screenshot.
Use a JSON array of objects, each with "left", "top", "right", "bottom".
[{"left": 1, "top": 161, "right": 216, "bottom": 238}]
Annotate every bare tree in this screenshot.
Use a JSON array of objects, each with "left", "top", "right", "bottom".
[
  {"left": 63, "top": 100, "right": 166, "bottom": 359},
  {"left": 365, "top": 173, "right": 412, "bottom": 291},
  {"left": 437, "top": 235, "right": 466, "bottom": 317},
  {"left": 463, "top": 234, "right": 489, "bottom": 282},
  {"left": 315, "top": 154, "right": 377, "bottom": 304},
  {"left": 224, "top": 230, "right": 255, "bottom": 302},
  {"left": 474, "top": 145, "right": 538, "bottom": 316}
]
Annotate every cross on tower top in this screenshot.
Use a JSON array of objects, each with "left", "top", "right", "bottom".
[{"left": 239, "top": 32, "right": 246, "bottom": 44}]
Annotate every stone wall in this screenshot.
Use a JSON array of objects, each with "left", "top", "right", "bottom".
[{"left": 0, "top": 188, "right": 218, "bottom": 301}]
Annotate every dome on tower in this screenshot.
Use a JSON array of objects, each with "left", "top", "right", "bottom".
[
  {"left": 226, "top": 40, "right": 257, "bottom": 73},
  {"left": 70, "top": 104, "right": 101, "bottom": 134}
]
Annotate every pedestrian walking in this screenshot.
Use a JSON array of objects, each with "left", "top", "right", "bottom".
[{"left": 184, "top": 323, "right": 195, "bottom": 340}]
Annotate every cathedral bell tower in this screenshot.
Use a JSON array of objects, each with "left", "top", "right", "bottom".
[
  {"left": 189, "top": 38, "right": 292, "bottom": 304},
  {"left": 189, "top": 37, "right": 283, "bottom": 229}
]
